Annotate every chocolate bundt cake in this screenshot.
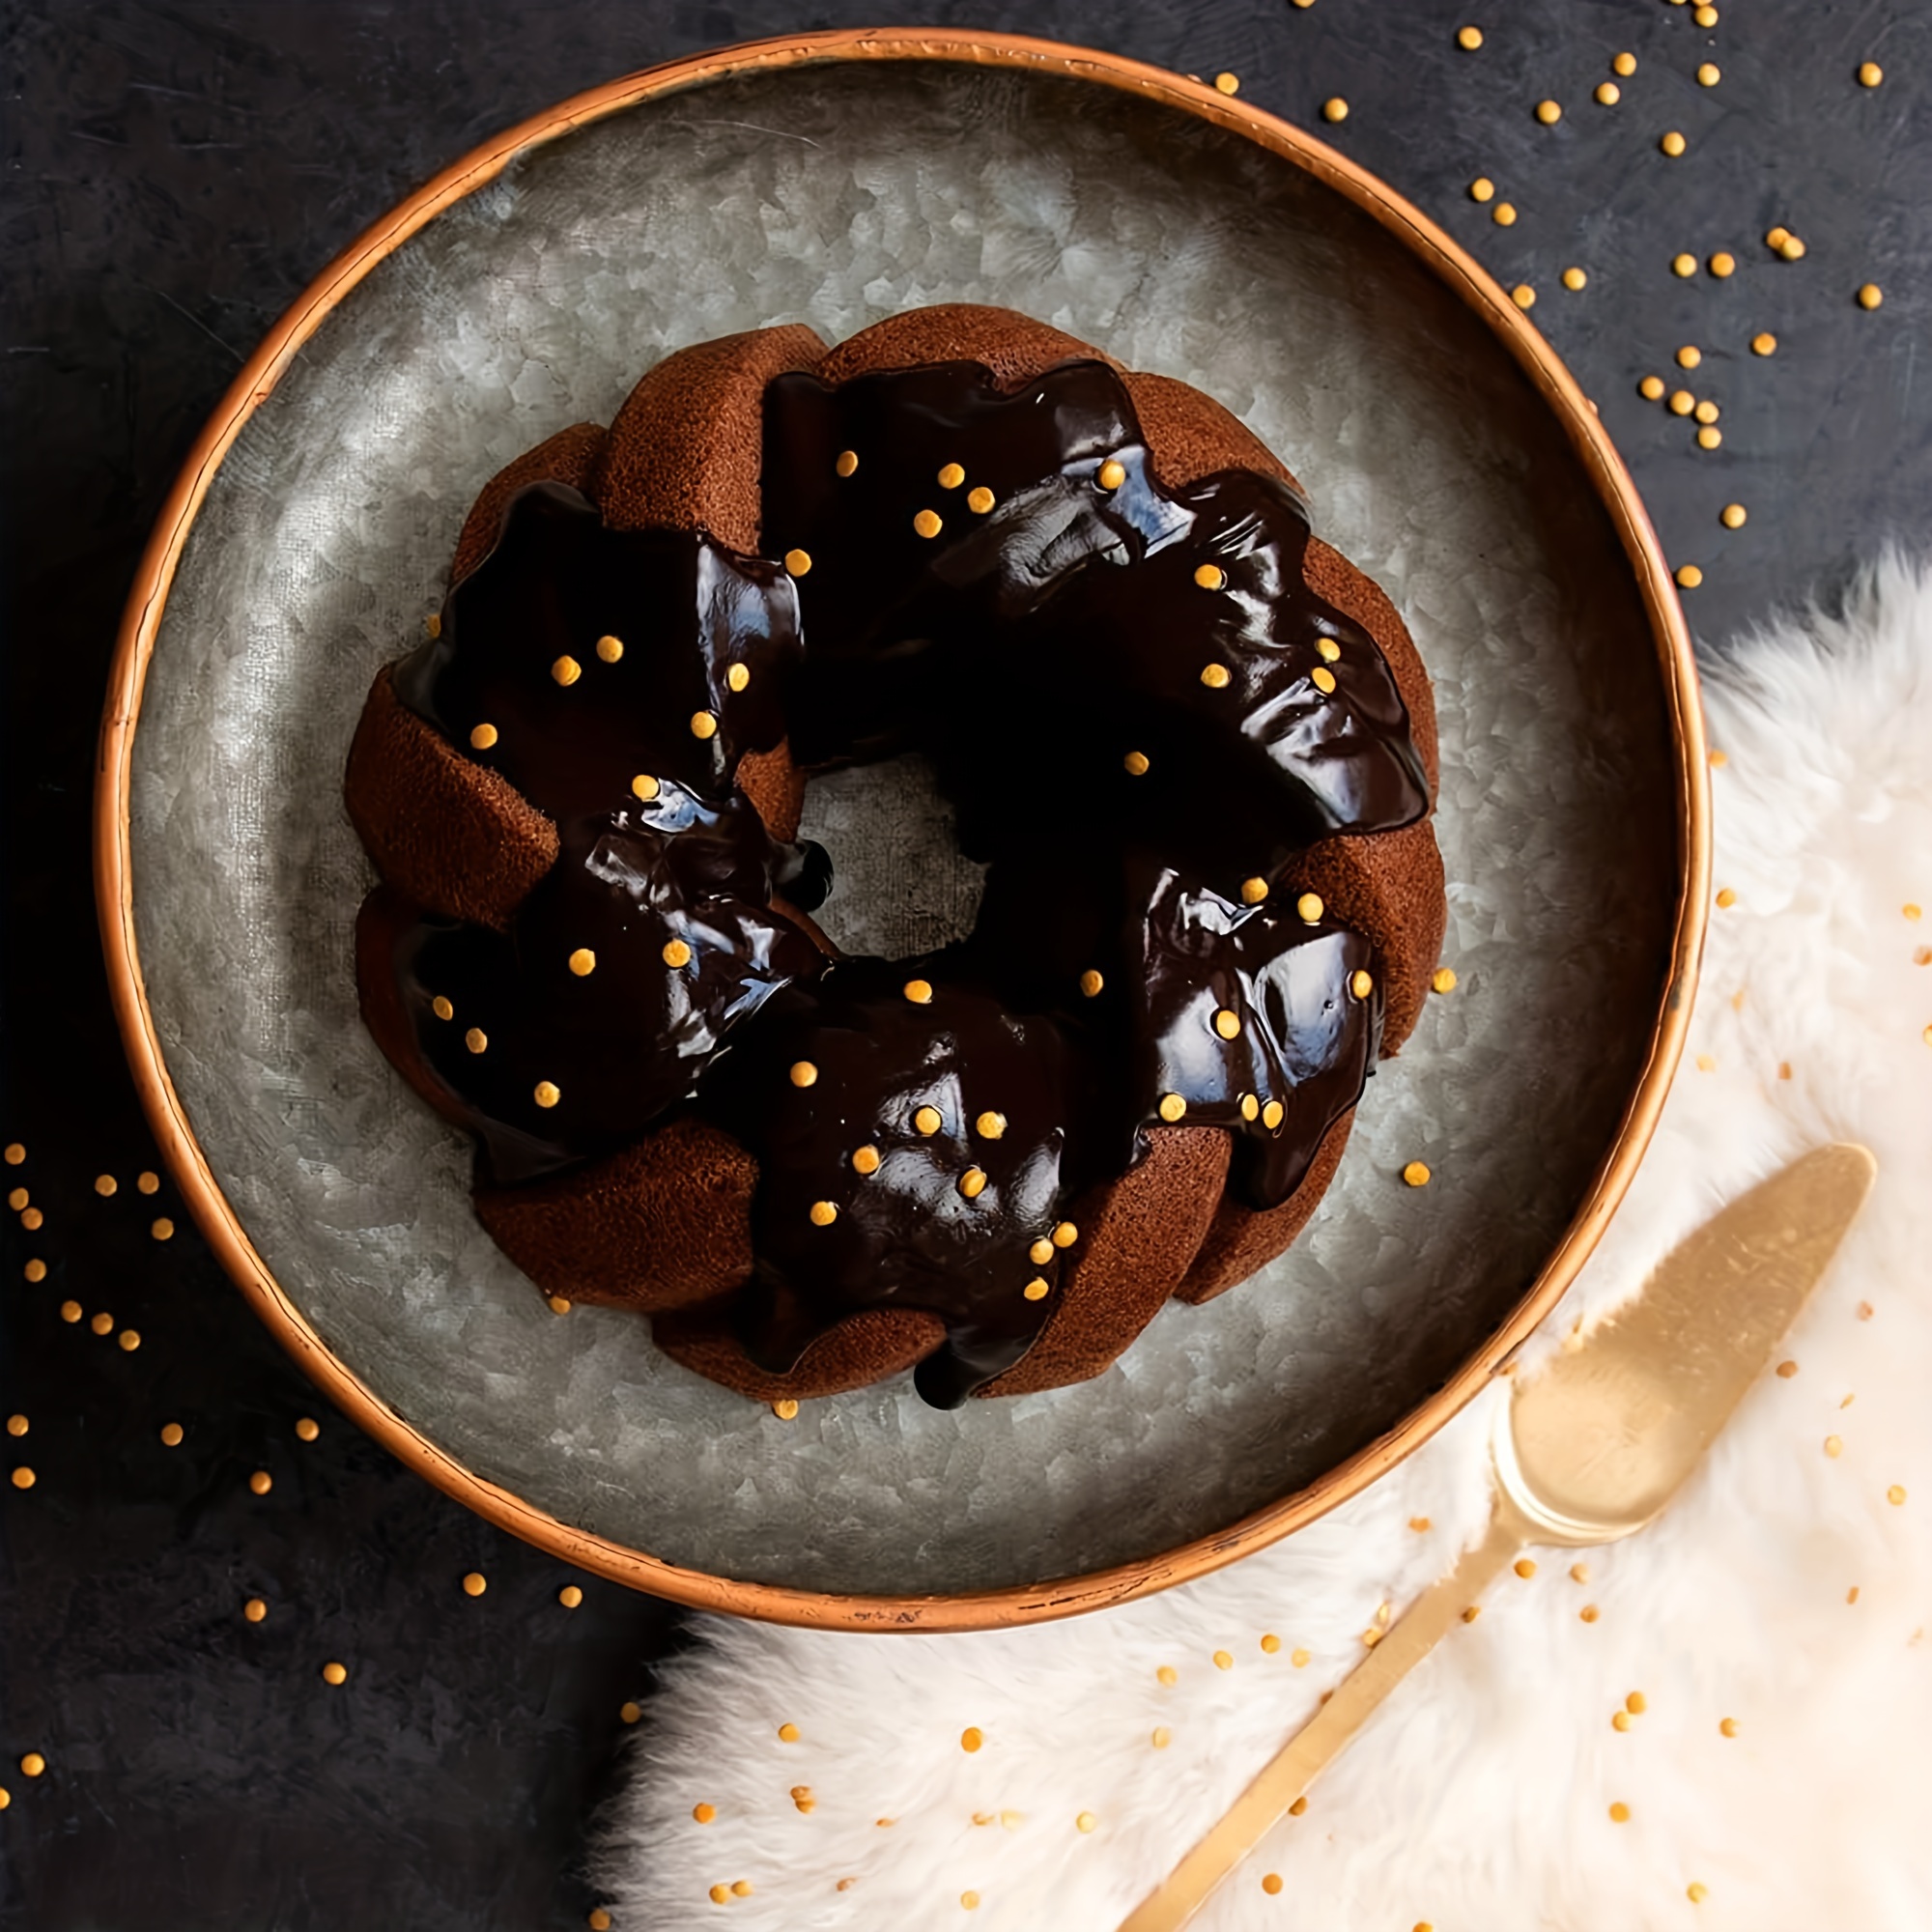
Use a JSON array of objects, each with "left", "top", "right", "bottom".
[{"left": 344, "top": 304, "right": 1446, "bottom": 1409}]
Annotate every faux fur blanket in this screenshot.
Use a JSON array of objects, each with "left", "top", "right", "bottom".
[{"left": 600, "top": 556, "right": 1932, "bottom": 1931}]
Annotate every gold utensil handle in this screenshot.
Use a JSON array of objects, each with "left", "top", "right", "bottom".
[{"left": 1118, "top": 1510, "right": 1520, "bottom": 1932}]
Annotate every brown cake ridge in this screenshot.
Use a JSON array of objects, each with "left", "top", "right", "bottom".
[{"left": 342, "top": 303, "right": 1447, "bottom": 1408}]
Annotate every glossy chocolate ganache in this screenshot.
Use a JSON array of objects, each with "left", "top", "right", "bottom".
[{"left": 355, "top": 345, "right": 1432, "bottom": 1407}]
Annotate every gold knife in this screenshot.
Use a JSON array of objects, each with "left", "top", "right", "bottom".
[{"left": 1120, "top": 1141, "right": 1878, "bottom": 1932}]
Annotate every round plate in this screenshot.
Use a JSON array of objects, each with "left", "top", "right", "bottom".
[{"left": 99, "top": 32, "right": 1706, "bottom": 1631}]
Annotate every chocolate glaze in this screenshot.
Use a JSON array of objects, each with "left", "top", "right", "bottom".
[{"left": 362, "top": 352, "right": 1431, "bottom": 1403}]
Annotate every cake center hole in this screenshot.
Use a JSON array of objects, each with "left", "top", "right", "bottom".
[{"left": 793, "top": 754, "right": 987, "bottom": 960}]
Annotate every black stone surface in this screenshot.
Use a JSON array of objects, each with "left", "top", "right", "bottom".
[{"left": 4, "top": 1, "right": 1929, "bottom": 1925}]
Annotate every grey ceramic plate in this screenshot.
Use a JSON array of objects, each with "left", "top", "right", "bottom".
[{"left": 107, "top": 36, "right": 1699, "bottom": 1625}]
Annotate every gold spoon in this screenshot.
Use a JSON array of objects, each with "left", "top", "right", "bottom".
[{"left": 1120, "top": 1141, "right": 1877, "bottom": 1932}]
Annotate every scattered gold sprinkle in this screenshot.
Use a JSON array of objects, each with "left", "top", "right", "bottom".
[
  {"left": 1292, "top": 1647, "right": 1312, "bottom": 1666},
  {"left": 1695, "top": 399, "right": 1720, "bottom": 425},
  {"left": 1672, "top": 253, "right": 1697, "bottom": 278},
  {"left": 1889, "top": 1484, "right": 1907, "bottom": 1505},
  {"left": 958, "top": 1168, "right": 988, "bottom": 1201},
  {"left": 853, "top": 1145, "right": 882, "bottom": 1177},
  {"left": 1022, "top": 1278, "right": 1051, "bottom": 1302},
  {"left": 789, "top": 1060, "right": 818, "bottom": 1089},
  {"left": 1262, "top": 1099, "right": 1285, "bottom": 1131},
  {"left": 836, "top": 449, "right": 859, "bottom": 477},
  {"left": 552, "top": 655, "right": 582, "bottom": 687},
  {"left": 1431, "top": 966, "right": 1459, "bottom": 994},
  {"left": 631, "top": 774, "right": 660, "bottom": 802},
  {"left": 1322, "top": 98, "right": 1349, "bottom": 123},
  {"left": 1408, "top": 1516, "right": 1431, "bottom": 1532},
  {"left": 243, "top": 1597, "right": 268, "bottom": 1623},
  {"left": 1157, "top": 1094, "right": 1188, "bottom": 1123},
  {"left": 913, "top": 508, "right": 943, "bottom": 539},
  {"left": 2, "top": 1145, "right": 22, "bottom": 1165},
  {"left": 692, "top": 1802, "right": 717, "bottom": 1824},
  {"left": 1626, "top": 1690, "right": 1647, "bottom": 1714},
  {"left": 1492, "top": 201, "right": 1518, "bottom": 227},
  {"left": 1200, "top": 662, "right": 1232, "bottom": 690},
  {"left": 1079, "top": 969, "right": 1104, "bottom": 998},
  {"left": 1311, "top": 664, "right": 1339, "bottom": 693},
  {"left": 1581, "top": 1605, "right": 1600, "bottom": 1623},
  {"left": 1859, "top": 283, "right": 1884, "bottom": 310},
  {"left": 960, "top": 1894, "right": 980, "bottom": 1912},
  {"left": 23, "top": 1260, "right": 46, "bottom": 1284},
  {"left": 1778, "top": 235, "right": 1806, "bottom": 262},
  {"left": 18, "top": 1753, "right": 44, "bottom": 1778},
  {"left": 1825, "top": 1435, "right": 1843, "bottom": 1457},
  {"left": 967, "top": 486, "right": 995, "bottom": 514},
  {"left": 558, "top": 1584, "right": 584, "bottom": 1608},
  {"left": 2, "top": 1417, "right": 21, "bottom": 1438},
  {"left": 1075, "top": 1808, "right": 1100, "bottom": 1833},
  {"left": 708, "top": 1885, "right": 730, "bottom": 1905},
  {"left": 431, "top": 995, "right": 454, "bottom": 1022},
  {"left": 533, "top": 1081, "right": 561, "bottom": 1110},
  {"left": 1571, "top": 1562, "right": 1590, "bottom": 1582},
  {"left": 791, "top": 1785, "right": 815, "bottom": 1813},
  {"left": 95, "top": 1173, "right": 118, "bottom": 1198},
  {"left": 809, "top": 1201, "right": 838, "bottom": 1227},
  {"left": 1157, "top": 1665, "right": 1179, "bottom": 1686},
  {"left": 1661, "top": 129, "right": 1688, "bottom": 157},
  {"left": 159, "top": 1422, "right": 184, "bottom": 1446},
  {"left": 1288, "top": 1797, "right": 1308, "bottom": 1817},
  {"left": 1515, "top": 1557, "right": 1538, "bottom": 1579},
  {"left": 1512, "top": 284, "right": 1536, "bottom": 311},
  {"left": 1563, "top": 267, "right": 1587, "bottom": 291},
  {"left": 1694, "top": 1, "right": 1718, "bottom": 19},
  {"left": 1716, "top": 887, "right": 1738, "bottom": 908},
  {"left": 1612, "top": 1711, "right": 1633, "bottom": 1733},
  {"left": 1608, "top": 1802, "right": 1631, "bottom": 1823},
  {"left": 20, "top": 1209, "right": 42, "bottom": 1231},
  {"left": 1688, "top": 1883, "right": 1710, "bottom": 1903},
  {"left": 1668, "top": 389, "right": 1695, "bottom": 417},
  {"left": 915, "top": 1106, "right": 943, "bottom": 1136},
  {"left": 974, "top": 1112, "right": 1008, "bottom": 1143},
  {"left": 1710, "top": 251, "right": 1736, "bottom": 277},
  {"left": 1696, "top": 62, "right": 1719, "bottom": 86},
  {"left": 772, "top": 1399, "right": 800, "bottom": 1421},
  {"left": 690, "top": 710, "right": 718, "bottom": 741},
  {"left": 931, "top": 462, "right": 967, "bottom": 492},
  {"left": 1595, "top": 82, "right": 1620, "bottom": 106},
  {"left": 1676, "top": 564, "right": 1704, "bottom": 589},
  {"left": 137, "top": 1171, "right": 160, "bottom": 1195},
  {"left": 1848, "top": 1585, "right": 1861, "bottom": 1604},
  {"left": 1029, "top": 1237, "right": 1055, "bottom": 1265},
  {"left": 1469, "top": 177, "right": 1495, "bottom": 203},
  {"left": 1859, "top": 61, "right": 1884, "bottom": 87},
  {"left": 1239, "top": 1094, "right": 1259, "bottom": 1122},
  {"left": 1213, "top": 1650, "right": 1234, "bottom": 1670},
  {"left": 322, "top": 1662, "right": 348, "bottom": 1687},
  {"left": 10, "top": 1468, "right": 34, "bottom": 1491},
  {"left": 1214, "top": 71, "right": 1239, "bottom": 95},
  {"left": 248, "top": 1469, "right": 272, "bottom": 1495},
  {"left": 1151, "top": 1726, "right": 1173, "bottom": 1749},
  {"left": 89, "top": 1312, "right": 113, "bottom": 1336},
  {"left": 1456, "top": 25, "right": 1482, "bottom": 50},
  {"left": 1052, "top": 1222, "right": 1078, "bottom": 1248},
  {"left": 1721, "top": 503, "right": 1747, "bottom": 529},
  {"left": 461, "top": 1571, "right": 487, "bottom": 1598},
  {"left": 1396, "top": 1158, "right": 1431, "bottom": 1188},
  {"left": 781, "top": 548, "right": 812, "bottom": 580},
  {"left": 1213, "top": 1009, "right": 1241, "bottom": 1040},
  {"left": 589, "top": 1914, "right": 612, "bottom": 1931},
  {"left": 1906, "top": 903, "right": 1924, "bottom": 921},
  {"left": 903, "top": 978, "right": 934, "bottom": 1006},
  {"left": 661, "top": 939, "right": 693, "bottom": 970},
  {"left": 1350, "top": 969, "right": 1374, "bottom": 1000},
  {"left": 725, "top": 664, "right": 751, "bottom": 693},
  {"left": 1614, "top": 51, "right": 1637, "bottom": 76},
  {"left": 595, "top": 634, "right": 624, "bottom": 665},
  {"left": 1779, "top": 1062, "right": 1793, "bottom": 1080},
  {"left": 1697, "top": 426, "right": 1722, "bottom": 450},
  {"left": 569, "top": 947, "right": 597, "bottom": 978},
  {"left": 1240, "top": 876, "right": 1269, "bottom": 905},
  {"left": 1123, "top": 750, "right": 1151, "bottom": 777},
  {"left": 1260, "top": 1634, "right": 1282, "bottom": 1654},
  {"left": 1676, "top": 345, "right": 1703, "bottom": 371},
  {"left": 1535, "top": 99, "right": 1561, "bottom": 125},
  {"left": 470, "top": 720, "right": 500, "bottom": 752},
  {"left": 118, "top": 1330, "right": 140, "bottom": 1352}
]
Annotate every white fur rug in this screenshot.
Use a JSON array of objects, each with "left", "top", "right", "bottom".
[{"left": 598, "top": 556, "right": 1932, "bottom": 1931}]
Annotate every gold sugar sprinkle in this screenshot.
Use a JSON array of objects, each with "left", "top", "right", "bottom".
[
  {"left": 1535, "top": 99, "right": 1562, "bottom": 125},
  {"left": 1241, "top": 877, "right": 1269, "bottom": 905},
  {"left": 569, "top": 948, "right": 597, "bottom": 977},
  {"left": 1668, "top": 389, "right": 1695, "bottom": 416},
  {"left": 1469, "top": 177, "right": 1495, "bottom": 203},
  {"left": 1213, "top": 1009, "right": 1241, "bottom": 1040},
  {"left": 1023, "top": 1278, "right": 1050, "bottom": 1302},
  {"left": 1311, "top": 665, "right": 1338, "bottom": 693},
  {"left": 960, "top": 1725, "right": 984, "bottom": 1751},
  {"left": 1696, "top": 62, "right": 1719, "bottom": 86},
  {"left": 1848, "top": 1585, "right": 1861, "bottom": 1604},
  {"left": 726, "top": 664, "right": 751, "bottom": 693},
  {"left": 1512, "top": 284, "right": 1536, "bottom": 311},
  {"left": 589, "top": 1914, "right": 612, "bottom": 1931},
  {"left": 1261, "top": 1634, "right": 1282, "bottom": 1653},
  {"left": 1288, "top": 1797, "right": 1308, "bottom": 1817},
  {"left": 915, "top": 1106, "right": 943, "bottom": 1136},
  {"left": 1677, "top": 345, "right": 1702, "bottom": 370},
  {"left": 937, "top": 462, "right": 966, "bottom": 490},
  {"left": 1492, "top": 201, "right": 1518, "bottom": 227},
  {"left": 1825, "top": 1435, "right": 1844, "bottom": 1458},
  {"left": 1571, "top": 1562, "right": 1590, "bottom": 1582},
  {"left": 465, "top": 1027, "right": 488, "bottom": 1055},
  {"left": 1194, "top": 562, "right": 1228, "bottom": 591},
  {"left": 462, "top": 1572, "right": 488, "bottom": 1598},
  {"left": 1157, "top": 1665, "right": 1179, "bottom": 1686},
  {"left": 663, "top": 939, "right": 693, "bottom": 969},
  {"left": 1580, "top": 1605, "right": 1601, "bottom": 1623},
  {"left": 853, "top": 1145, "right": 882, "bottom": 1177},
  {"left": 322, "top": 1662, "right": 348, "bottom": 1687},
  {"left": 1123, "top": 750, "right": 1151, "bottom": 777},
  {"left": 596, "top": 635, "right": 624, "bottom": 664},
  {"left": 1688, "top": 1883, "right": 1710, "bottom": 1904},
  {"left": 914, "top": 508, "right": 944, "bottom": 539},
  {"left": 5, "top": 1188, "right": 23, "bottom": 1210},
  {"left": 789, "top": 1061, "right": 818, "bottom": 1089},
  {"left": 533, "top": 1081, "right": 561, "bottom": 1109},
  {"left": 1079, "top": 969, "right": 1105, "bottom": 998},
  {"left": 1456, "top": 25, "right": 1482, "bottom": 50},
  {"left": 707, "top": 1886, "right": 730, "bottom": 1906},
  {"left": 1158, "top": 1094, "right": 1188, "bottom": 1122},
  {"left": 1662, "top": 130, "right": 1687, "bottom": 156},
  {"left": 1697, "top": 427, "right": 1722, "bottom": 450},
  {"left": 1859, "top": 284, "right": 1884, "bottom": 310},
  {"left": 244, "top": 1598, "right": 268, "bottom": 1623},
  {"left": 10, "top": 1467, "right": 34, "bottom": 1491},
  {"left": 1295, "top": 891, "right": 1323, "bottom": 923},
  {"left": 975, "top": 1112, "right": 1007, "bottom": 1141},
  {"left": 1076, "top": 1809, "right": 1098, "bottom": 1833},
  {"left": 1029, "top": 1237, "right": 1054, "bottom": 1264},
  {"left": 3, "top": 1145, "right": 23, "bottom": 1165},
  {"left": 24, "top": 1260, "right": 46, "bottom": 1284},
  {"left": 18, "top": 1754, "right": 44, "bottom": 1777},
  {"left": 95, "top": 1174, "right": 117, "bottom": 1198},
  {"left": 1859, "top": 61, "right": 1884, "bottom": 87},
  {"left": 1595, "top": 82, "right": 1620, "bottom": 106},
  {"left": 249, "top": 1469, "right": 272, "bottom": 1494},
  {"left": 1214, "top": 71, "right": 1239, "bottom": 95},
  {"left": 1201, "top": 663, "right": 1232, "bottom": 689},
  {"left": 1906, "top": 902, "right": 1924, "bottom": 921},
  {"left": 118, "top": 1330, "right": 140, "bottom": 1352},
  {"left": 1716, "top": 887, "right": 1737, "bottom": 908},
  {"left": 1292, "top": 1647, "right": 1311, "bottom": 1666},
  {"left": 1710, "top": 252, "right": 1736, "bottom": 277},
  {"left": 690, "top": 710, "right": 718, "bottom": 740},
  {"left": 1151, "top": 1726, "right": 1172, "bottom": 1748},
  {"left": 903, "top": 978, "right": 934, "bottom": 1006},
  {"left": 960, "top": 1894, "right": 980, "bottom": 1913},
  {"left": 1515, "top": 1557, "right": 1538, "bottom": 1578},
  {"left": 152, "top": 1218, "right": 174, "bottom": 1242},
  {"left": 552, "top": 655, "right": 582, "bottom": 687},
  {"left": 1403, "top": 1160, "right": 1432, "bottom": 1188},
  {"left": 1676, "top": 564, "right": 1704, "bottom": 589},
  {"left": 1694, "top": 0, "right": 1718, "bottom": 18},
  {"left": 1053, "top": 1222, "right": 1079, "bottom": 1248},
  {"left": 1213, "top": 1649, "right": 1234, "bottom": 1670},
  {"left": 1563, "top": 267, "right": 1587, "bottom": 291},
  {"left": 1626, "top": 1690, "right": 1647, "bottom": 1714},
  {"left": 90, "top": 1312, "right": 113, "bottom": 1337},
  {"left": 1322, "top": 98, "right": 1349, "bottom": 123},
  {"left": 1614, "top": 51, "right": 1636, "bottom": 76},
  {"left": 160, "top": 1422, "right": 184, "bottom": 1446},
  {"left": 958, "top": 1168, "right": 989, "bottom": 1201},
  {"left": 632, "top": 774, "right": 660, "bottom": 802},
  {"left": 693, "top": 1802, "right": 717, "bottom": 1823},
  {"left": 1239, "top": 1094, "right": 1260, "bottom": 1122},
  {"left": 1350, "top": 969, "right": 1374, "bottom": 1000},
  {"left": 782, "top": 548, "right": 812, "bottom": 579},
  {"left": 4, "top": 1417, "right": 22, "bottom": 1437},
  {"left": 734, "top": 1880, "right": 756, "bottom": 1897},
  {"left": 1409, "top": 1516, "right": 1432, "bottom": 1531},
  {"left": 1695, "top": 399, "right": 1720, "bottom": 424},
  {"left": 1751, "top": 330, "right": 1777, "bottom": 355},
  {"left": 1889, "top": 1484, "right": 1907, "bottom": 1505},
  {"left": 836, "top": 448, "right": 859, "bottom": 477},
  {"left": 1262, "top": 1099, "right": 1285, "bottom": 1131},
  {"left": 138, "top": 1171, "right": 159, "bottom": 1194},
  {"left": 1721, "top": 503, "right": 1747, "bottom": 528},
  {"left": 791, "top": 1785, "right": 815, "bottom": 1813},
  {"left": 1778, "top": 235, "right": 1806, "bottom": 261},
  {"left": 772, "top": 1399, "right": 800, "bottom": 1421},
  {"left": 469, "top": 723, "right": 499, "bottom": 751},
  {"left": 1673, "top": 253, "right": 1697, "bottom": 277},
  {"left": 1608, "top": 1802, "right": 1631, "bottom": 1823},
  {"left": 809, "top": 1200, "right": 838, "bottom": 1227},
  {"left": 431, "top": 995, "right": 454, "bottom": 1021},
  {"left": 1432, "top": 966, "right": 1459, "bottom": 994},
  {"left": 21, "top": 1208, "right": 42, "bottom": 1232},
  {"left": 967, "top": 486, "right": 995, "bottom": 514}
]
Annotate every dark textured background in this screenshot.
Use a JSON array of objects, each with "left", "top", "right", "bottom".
[{"left": 3, "top": 2, "right": 1928, "bottom": 1926}]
